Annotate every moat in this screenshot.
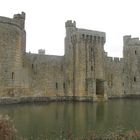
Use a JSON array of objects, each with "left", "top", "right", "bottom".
[{"left": 0, "top": 99, "right": 140, "bottom": 139}]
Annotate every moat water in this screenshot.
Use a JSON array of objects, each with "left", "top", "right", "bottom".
[{"left": 0, "top": 99, "right": 140, "bottom": 139}]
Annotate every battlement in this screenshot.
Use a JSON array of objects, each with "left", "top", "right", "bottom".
[
  {"left": 65, "top": 20, "right": 76, "bottom": 28},
  {"left": 78, "top": 29, "right": 106, "bottom": 43},
  {"left": 123, "top": 35, "right": 140, "bottom": 46},
  {"left": 107, "top": 57, "right": 123, "bottom": 63},
  {"left": 13, "top": 12, "right": 25, "bottom": 20},
  {"left": 0, "top": 12, "right": 25, "bottom": 30},
  {"left": 38, "top": 49, "right": 45, "bottom": 55}
]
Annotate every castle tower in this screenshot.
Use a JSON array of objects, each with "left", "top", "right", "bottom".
[
  {"left": 0, "top": 12, "right": 26, "bottom": 96},
  {"left": 123, "top": 35, "right": 140, "bottom": 95},
  {"left": 73, "top": 30, "right": 106, "bottom": 100},
  {"left": 64, "top": 20, "right": 107, "bottom": 100},
  {"left": 64, "top": 20, "right": 76, "bottom": 96}
]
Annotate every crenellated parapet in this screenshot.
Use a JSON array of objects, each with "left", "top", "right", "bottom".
[
  {"left": 106, "top": 56, "right": 123, "bottom": 63},
  {"left": 78, "top": 28, "right": 106, "bottom": 44},
  {"left": 65, "top": 20, "right": 76, "bottom": 28},
  {"left": 0, "top": 12, "right": 25, "bottom": 30},
  {"left": 123, "top": 35, "right": 140, "bottom": 46}
]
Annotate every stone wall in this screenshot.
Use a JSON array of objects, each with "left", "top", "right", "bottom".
[
  {"left": 64, "top": 20, "right": 107, "bottom": 100},
  {"left": 123, "top": 36, "right": 140, "bottom": 95},
  {"left": 0, "top": 13, "right": 140, "bottom": 100},
  {"left": 105, "top": 56, "right": 124, "bottom": 97},
  {"left": 0, "top": 12, "right": 28, "bottom": 97},
  {"left": 26, "top": 53, "right": 65, "bottom": 96}
]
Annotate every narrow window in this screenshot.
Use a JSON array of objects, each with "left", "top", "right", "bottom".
[
  {"left": 32, "top": 64, "right": 34, "bottom": 69},
  {"left": 134, "top": 77, "right": 136, "bottom": 82},
  {"left": 135, "top": 50, "right": 137, "bottom": 55},
  {"left": 98, "top": 36, "right": 100, "bottom": 42},
  {"left": 12, "top": 72, "right": 14, "bottom": 80},
  {"left": 111, "top": 74, "right": 113, "bottom": 86},
  {"left": 35, "top": 64, "right": 37, "bottom": 73},
  {"left": 122, "top": 82, "right": 124, "bottom": 86},
  {"left": 56, "top": 82, "right": 58, "bottom": 90},
  {"left": 63, "top": 83, "right": 65, "bottom": 89},
  {"left": 91, "top": 48, "right": 93, "bottom": 52},
  {"left": 91, "top": 66, "right": 93, "bottom": 71}
]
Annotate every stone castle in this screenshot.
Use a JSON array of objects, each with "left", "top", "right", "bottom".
[{"left": 0, "top": 12, "right": 139, "bottom": 101}]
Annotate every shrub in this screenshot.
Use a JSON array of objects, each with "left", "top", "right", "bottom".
[{"left": 0, "top": 115, "right": 17, "bottom": 140}]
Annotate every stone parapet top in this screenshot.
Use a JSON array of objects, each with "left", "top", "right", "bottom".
[
  {"left": 78, "top": 28, "right": 106, "bottom": 38},
  {"left": 107, "top": 56, "right": 123, "bottom": 63},
  {"left": 124, "top": 35, "right": 140, "bottom": 46},
  {"left": 0, "top": 13, "right": 25, "bottom": 30},
  {"left": 65, "top": 20, "right": 76, "bottom": 27},
  {"left": 26, "top": 52, "right": 64, "bottom": 63}
]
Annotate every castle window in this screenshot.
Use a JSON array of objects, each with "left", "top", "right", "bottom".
[
  {"left": 12, "top": 72, "right": 14, "bottom": 80},
  {"left": 94, "top": 36, "right": 96, "bottom": 41},
  {"left": 32, "top": 64, "right": 34, "bottom": 69},
  {"left": 56, "top": 82, "right": 58, "bottom": 90},
  {"left": 111, "top": 74, "right": 113, "bottom": 86},
  {"left": 98, "top": 36, "right": 100, "bottom": 42},
  {"left": 63, "top": 83, "right": 65, "bottom": 89},
  {"left": 135, "top": 50, "right": 137, "bottom": 55},
  {"left": 122, "top": 82, "right": 124, "bottom": 86},
  {"left": 82, "top": 34, "right": 85, "bottom": 38},
  {"left": 91, "top": 48, "right": 93, "bottom": 52},
  {"left": 91, "top": 66, "right": 93, "bottom": 71},
  {"left": 134, "top": 77, "right": 136, "bottom": 82}
]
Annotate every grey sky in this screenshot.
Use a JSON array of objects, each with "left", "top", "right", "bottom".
[{"left": 1, "top": 0, "right": 140, "bottom": 57}]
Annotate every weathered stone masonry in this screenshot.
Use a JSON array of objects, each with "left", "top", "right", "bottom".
[{"left": 0, "top": 12, "right": 139, "bottom": 101}]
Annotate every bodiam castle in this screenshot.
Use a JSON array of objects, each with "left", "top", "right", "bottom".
[{"left": 0, "top": 12, "right": 139, "bottom": 101}]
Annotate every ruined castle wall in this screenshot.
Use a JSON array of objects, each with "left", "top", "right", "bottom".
[
  {"left": 105, "top": 56, "right": 124, "bottom": 97},
  {"left": 26, "top": 53, "right": 65, "bottom": 96}
]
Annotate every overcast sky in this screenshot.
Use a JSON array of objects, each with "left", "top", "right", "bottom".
[{"left": 1, "top": 0, "right": 140, "bottom": 57}]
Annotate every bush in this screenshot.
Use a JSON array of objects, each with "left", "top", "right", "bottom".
[{"left": 0, "top": 115, "right": 17, "bottom": 140}]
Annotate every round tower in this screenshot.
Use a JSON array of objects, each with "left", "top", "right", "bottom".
[{"left": 0, "top": 12, "right": 26, "bottom": 96}]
